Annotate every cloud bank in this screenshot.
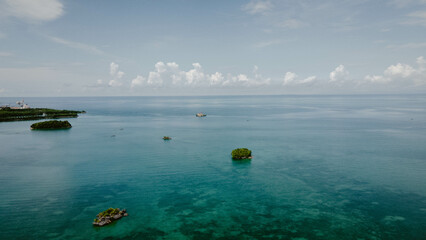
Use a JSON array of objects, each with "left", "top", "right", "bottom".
[
  {"left": 94, "top": 57, "right": 426, "bottom": 95},
  {"left": 128, "top": 62, "right": 270, "bottom": 89},
  {"left": 364, "top": 56, "right": 426, "bottom": 85}
]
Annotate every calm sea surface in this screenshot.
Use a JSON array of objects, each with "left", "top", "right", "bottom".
[{"left": 0, "top": 95, "right": 425, "bottom": 240}]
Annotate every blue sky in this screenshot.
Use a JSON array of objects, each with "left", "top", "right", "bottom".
[{"left": 0, "top": 0, "right": 425, "bottom": 96}]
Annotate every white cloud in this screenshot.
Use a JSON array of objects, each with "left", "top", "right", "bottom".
[
  {"left": 283, "top": 72, "right": 297, "bottom": 85},
  {"left": 364, "top": 56, "right": 426, "bottom": 85},
  {"left": 131, "top": 62, "right": 270, "bottom": 89},
  {"left": 384, "top": 63, "right": 415, "bottom": 78},
  {"left": 168, "top": 62, "right": 182, "bottom": 85},
  {"left": 131, "top": 75, "right": 146, "bottom": 88},
  {"left": 155, "top": 61, "right": 167, "bottom": 73},
  {"left": 184, "top": 63, "right": 205, "bottom": 86},
  {"left": 2, "top": 0, "right": 64, "bottom": 22},
  {"left": 166, "top": 62, "right": 179, "bottom": 71},
  {"left": 110, "top": 62, "right": 119, "bottom": 76},
  {"left": 364, "top": 75, "right": 389, "bottom": 83},
  {"left": 252, "top": 65, "right": 271, "bottom": 86},
  {"left": 222, "top": 65, "right": 270, "bottom": 87},
  {"left": 96, "top": 58, "right": 426, "bottom": 94},
  {"left": 116, "top": 71, "right": 124, "bottom": 79},
  {"left": 108, "top": 62, "right": 124, "bottom": 87},
  {"left": 142, "top": 61, "right": 184, "bottom": 87},
  {"left": 108, "top": 79, "right": 122, "bottom": 87},
  {"left": 242, "top": 0, "right": 273, "bottom": 15},
  {"left": 90, "top": 57, "right": 426, "bottom": 94},
  {"left": 209, "top": 72, "right": 224, "bottom": 86},
  {"left": 329, "top": 65, "right": 349, "bottom": 82},
  {"left": 171, "top": 74, "right": 183, "bottom": 85},
  {"left": 300, "top": 76, "right": 317, "bottom": 84},
  {"left": 237, "top": 74, "right": 249, "bottom": 82},
  {"left": 146, "top": 62, "right": 165, "bottom": 87},
  {"left": 283, "top": 72, "right": 316, "bottom": 86},
  {"left": 147, "top": 71, "right": 163, "bottom": 86}
]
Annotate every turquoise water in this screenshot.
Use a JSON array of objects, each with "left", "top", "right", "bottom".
[{"left": 0, "top": 95, "right": 425, "bottom": 239}]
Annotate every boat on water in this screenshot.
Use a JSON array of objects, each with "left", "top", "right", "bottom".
[{"left": 196, "top": 113, "right": 206, "bottom": 117}]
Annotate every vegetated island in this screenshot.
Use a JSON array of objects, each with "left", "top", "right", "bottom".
[
  {"left": 232, "top": 148, "right": 252, "bottom": 160},
  {"left": 93, "top": 208, "right": 128, "bottom": 227},
  {"left": 0, "top": 107, "right": 85, "bottom": 122},
  {"left": 30, "top": 120, "right": 72, "bottom": 130},
  {"left": 196, "top": 112, "right": 206, "bottom": 117},
  {"left": 163, "top": 136, "right": 172, "bottom": 140}
]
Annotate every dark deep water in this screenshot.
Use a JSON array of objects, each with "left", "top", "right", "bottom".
[{"left": 0, "top": 95, "right": 425, "bottom": 239}]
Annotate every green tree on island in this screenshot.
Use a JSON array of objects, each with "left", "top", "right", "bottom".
[{"left": 231, "top": 148, "right": 252, "bottom": 160}]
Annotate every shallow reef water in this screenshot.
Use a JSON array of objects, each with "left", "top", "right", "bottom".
[{"left": 0, "top": 95, "right": 425, "bottom": 239}]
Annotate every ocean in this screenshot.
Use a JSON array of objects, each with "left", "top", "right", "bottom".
[{"left": 0, "top": 95, "right": 425, "bottom": 239}]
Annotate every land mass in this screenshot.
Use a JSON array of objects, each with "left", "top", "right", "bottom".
[
  {"left": 31, "top": 120, "right": 72, "bottom": 130},
  {"left": 0, "top": 108, "right": 85, "bottom": 122},
  {"left": 93, "top": 208, "right": 128, "bottom": 227},
  {"left": 232, "top": 148, "right": 252, "bottom": 160}
]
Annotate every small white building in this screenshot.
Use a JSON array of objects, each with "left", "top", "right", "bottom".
[{"left": 13, "top": 99, "right": 30, "bottom": 109}]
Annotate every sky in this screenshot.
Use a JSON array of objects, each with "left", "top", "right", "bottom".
[{"left": 0, "top": 0, "right": 425, "bottom": 97}]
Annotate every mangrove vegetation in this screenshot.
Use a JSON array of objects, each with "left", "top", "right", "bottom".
[
  {"left": 31, "top": 120, "right": 72, "bottom": 130},
  {"left": 0, "top": 108, "right": 85, "bottom": 122}
]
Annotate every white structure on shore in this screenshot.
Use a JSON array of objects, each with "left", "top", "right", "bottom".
[{"left": 11, "top": 99, "right": 30, "bottom": 109}]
